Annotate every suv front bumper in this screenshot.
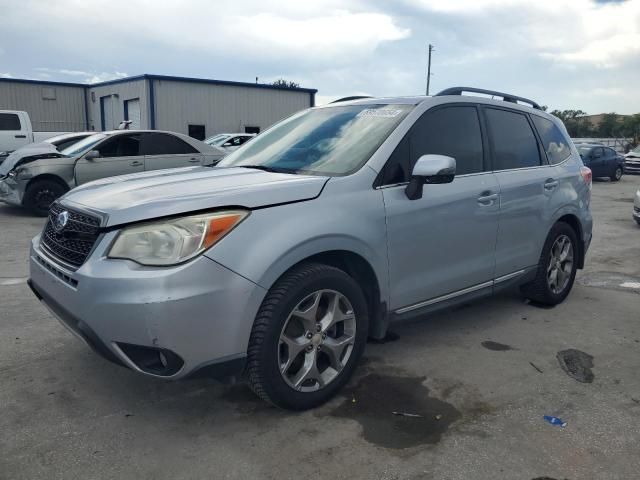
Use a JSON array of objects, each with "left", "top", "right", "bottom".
[{"left": 28, "top": 234, "right": 267, "bottom": 380}]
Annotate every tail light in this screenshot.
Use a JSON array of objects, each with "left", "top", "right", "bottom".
[{"left": 580, "top": 166, "right": 592, "bottom": 189}]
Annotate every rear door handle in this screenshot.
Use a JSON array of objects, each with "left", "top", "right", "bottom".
[
  {"left": 544, "top": 179, "right": 559, "bottom": 190},
  {"left": 15, "top": 134, "right": 26, "bottom": 139},
  {"left": 188, "top": 158, "right": 200, "bottom": 163},
  {"left": 130, "top": 160, "right": 143, "bottom": 167},
  {"left": 477, "top": 192, "right": 499, "bottom": 206}
]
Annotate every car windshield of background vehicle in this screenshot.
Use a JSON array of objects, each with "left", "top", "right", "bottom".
[
  {"left": 578, "top": 147, "right": 592, "bottom": 156},
  {"left": 205, "top": 134, "right": 231, "bottom": 146},
  {"left": 218, "top": 104, "right": 414, "bottom": 176},
  {"left": 61, "top": 134, "right": 107, "bottom": 157}
]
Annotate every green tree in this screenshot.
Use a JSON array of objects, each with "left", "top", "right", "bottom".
[
  {"left": 272, "top": 78, "right": 300, "bottom": 89},
  {"left": 550, "top": 109, "right": 591, "bottom": 137},
  {"left": 596, "top": 113, "right": 621, "bottom": 137}
]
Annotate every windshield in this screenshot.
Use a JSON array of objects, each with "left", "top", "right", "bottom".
[
  {"left": 61, "top": 134, "right": 107, "bottom": 157},
  {"left": 578, "top": 147, "right": 592, "bottom": 156},
  {"left": 631, "top": 145, "right": 640, "bottom": 154},
  {"left": 218, "top": 104, "right": 413, "bottom": 175},
  {"left": 204, "top": 134, "right": 231, "bottom": 146}
]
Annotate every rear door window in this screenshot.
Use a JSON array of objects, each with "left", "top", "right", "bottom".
[
  {"left": 0, "top": 113, "right": 21, "bottom": 131},
  {"left": 531, "top": 115, "right": 571, "bottom": 165},
  {"left": 485, "top": 108, "right": 542, "bottom": 170},
  {"left": 97, "top": 134, "right": 142, "bottom": 157},
  {"left": 381, "top": 105, "right": 484, "bottom": 185},
  {"left": 143, "top": 133, "right": 198, "bottom": 155}
]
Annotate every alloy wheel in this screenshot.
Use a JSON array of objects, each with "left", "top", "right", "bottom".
[
  {"left": 278, "top": 289, "right": 356, "bottom": 392},
  {"left": 547, "top": 234, "right": 574, "bottom": 294}
]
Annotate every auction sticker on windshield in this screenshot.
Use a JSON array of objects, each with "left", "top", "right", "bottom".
[{"left": 356, "top": 108, "right": 403, "bottom": 118}]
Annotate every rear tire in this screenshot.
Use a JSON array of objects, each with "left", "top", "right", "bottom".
[
  {"left": 246, "top": 263, "right": 369, "bottom": 410},
  {"left": 521, "top": 222, "right": 578, "bottom": 306},
  {"left": 23, "top": 180, "right": 66, "bottom": 216},
  {"left": 611, "top": 166, "right": 623, "bottom": 182}
]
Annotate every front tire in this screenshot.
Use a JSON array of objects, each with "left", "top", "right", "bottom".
[
  {"left": 611, "top": 166, "right": 623, "bottom": 182},
  {"left": 521, "top": 222, "right": 579, "bottom": 306},
  {"left": 246, "top": 263, "right": 369, "bottom": 410},
  {"left": 23, "top": 180, "right": 66, "bottom": 216}
]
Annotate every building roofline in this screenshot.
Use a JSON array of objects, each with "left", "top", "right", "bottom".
[
  {"left": 0, "top": 77, "right": 87, "bottom": 88},
  {"left": 1, "top": 74, "right": 318, "bottom": 94}
]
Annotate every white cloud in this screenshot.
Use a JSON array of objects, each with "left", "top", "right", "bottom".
[
  {"left": 34, "top": 67, "right": 128, "bottom": 84},
  {"left": 0, "top": 72, "right": 14, "bottom": 78}
]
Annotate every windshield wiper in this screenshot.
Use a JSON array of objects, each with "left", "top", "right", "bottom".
[{"left": 236, "top": 165, "right": 298, "bottom": 174}]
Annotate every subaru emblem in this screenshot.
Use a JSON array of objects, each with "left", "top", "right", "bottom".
[{"left": 54, "top": 211, "right": 69, "bottom": 232}]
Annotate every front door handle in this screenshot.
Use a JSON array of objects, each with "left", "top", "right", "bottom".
[
  {"left": 477, "top": 192, "right": 499, "bottom": 206},
  {"left": 544, "top": 179, "right": 559, "bottom": 190},
  {"left": 15, "top": 134, "right": 26, "bottom": 139},
  {"left": 130, "top": 160, "right": 143, "bottom": 167},
  {"left": 188, "top": 158, "right": 200, "bottom": 163}
]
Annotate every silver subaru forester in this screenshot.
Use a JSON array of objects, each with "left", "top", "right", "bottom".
[{"left": 28, "top": 87, "right": 593, "bottom": 410}]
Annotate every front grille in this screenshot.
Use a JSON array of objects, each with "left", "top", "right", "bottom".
[{"left": 40, "top": 203, "right": 101, "bottom": 268}]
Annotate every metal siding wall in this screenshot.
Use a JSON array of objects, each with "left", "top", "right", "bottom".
[
  {"left": 153, "top": 80, "right": 310, "bottom": 136},
  {"left": 86, "top": 80, "right": 147, "bottom": 131},
  {"left": 0, "top": 81, "right": 86, "bottom": 131}
]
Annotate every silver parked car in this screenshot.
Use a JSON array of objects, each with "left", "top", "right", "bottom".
[
  {"left": 204, "top": 133, "right": 256, "bottom": 151},
  {"left": 0, "top": 130, "right": 224, "bottom": 215},
  {"left": 28, "top": 87, "right": 593, "bottom": 410}
]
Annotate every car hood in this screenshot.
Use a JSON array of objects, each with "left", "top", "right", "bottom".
[
  {"left": 0, "top": 144, "right": 62, "bottom": 176},
  {"left": 61, "top": 166, "right": 330, "bottom": 227}
]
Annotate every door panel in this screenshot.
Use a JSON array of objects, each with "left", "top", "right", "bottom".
[
  {"left": 383, "top": 174, "right": 500, "bottom": 310},
  {"left": 74, "top": 134, "right": 143, "bottom": 184},
  {"left": 493, "top": 166, "right": 558, "bottom": 276},
  {"left": 75, "top": 156, "right": 144, "bottom": 184},
  {"left": 483, "top": 106, "right": 555, "bottom": 276}
]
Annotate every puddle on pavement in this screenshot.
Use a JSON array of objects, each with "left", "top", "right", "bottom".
[
  {"left": 481, "top": 341, "right": 514, "bottom": 351},
  {"left": 330, "top": 373, "right": 461, "bottom": 449},
  {"left": 557, "top": 349, "right": 594, "bottom": 383}
]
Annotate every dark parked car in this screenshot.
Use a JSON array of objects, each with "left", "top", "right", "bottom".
[{"left": 577, "top": 144, "right": 624, "bottom": 181}]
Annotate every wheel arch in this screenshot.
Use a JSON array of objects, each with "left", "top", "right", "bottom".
[
  {"left": 263, "top": 249, "right": 388, "bottom": 340},
  {"left": 555, "top": 213, "right": 585, "bottom": 269},
  {"left": 25, "top": 173, "right": 70, "bottom": 193}
]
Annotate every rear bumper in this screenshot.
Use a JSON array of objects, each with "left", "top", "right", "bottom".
[{"left": 28, "top": 234, "right": 267, "bottom": 380}]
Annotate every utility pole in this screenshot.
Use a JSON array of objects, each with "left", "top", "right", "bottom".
[{"left": 426, "top": 44, "right": 435, "bottom": 95}]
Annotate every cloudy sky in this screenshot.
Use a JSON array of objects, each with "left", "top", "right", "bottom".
[{"left": 1, "top": 0, "right": 638, "bottom": 113}]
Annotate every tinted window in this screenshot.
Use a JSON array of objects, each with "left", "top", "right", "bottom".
[
  {"left": 592, "top": 147, "right": 603, "bottom": 157},
  {"left": 381, "top": 105, "right": 484, "bottom": 184},
  {"left": 97, "top": 134, "right": 141, "bottom": 157},
  {"left": 0, "top": 113, "right": 21, "bottom": 131},
  {"left": 531, "top": 115, "right": 571, "bottom": 165},
  {"left": 486, "top": 108, "right": 541, "bottom": 170},
  {"left": 188, "top": 125, "right": 205, "bottom": 141},
  {"left": 605, "top": 148, "right": 617, "bottom": 157},
  {"left": 143, "top": 133, "right": 198, "bottom": 155}
]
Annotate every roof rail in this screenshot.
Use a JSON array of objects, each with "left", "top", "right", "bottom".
[
  {"left": 435, "top": 87, "right": 541, "bottom": 110},
  {"left": 330, "top": 95, "right": 373, "bottom": 103}
]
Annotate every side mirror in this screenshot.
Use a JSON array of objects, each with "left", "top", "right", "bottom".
[
  {"left": 84, "top": 150, "right": 100, "bottom": 161},
  {"left": 405, "top": 154, "right": 456, "bottom": 200}
]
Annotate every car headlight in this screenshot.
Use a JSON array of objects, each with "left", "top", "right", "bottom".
[
  {"left": 7, "top": 170, "right": 17, "bottom": 178},
  {"left": 108, "top": 210, "right": 248, "bottom": 266}
]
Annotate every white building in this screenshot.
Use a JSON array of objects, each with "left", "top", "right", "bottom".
[{"left": 0, "top": 74, "right": 317, "bottom": 139}]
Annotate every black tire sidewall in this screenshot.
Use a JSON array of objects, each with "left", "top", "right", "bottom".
[
  {"left": 540, "top": 223, "right": 579, "bottom": 303},
  {"left": 24, "top": 181, "right": 65, "bottom": 216},
  {"left": 612, "top": 167, "right": 622, "bottom": 181},
  {"left": 255, "top": 266, "right": 369, "bottom": 410}
]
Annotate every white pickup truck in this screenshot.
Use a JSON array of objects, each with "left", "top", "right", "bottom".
[{"left": 0, "top": 110, "right": 67, "bottom": 154}]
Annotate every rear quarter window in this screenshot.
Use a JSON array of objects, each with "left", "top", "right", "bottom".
[{"left": 531, "top": 115, "right": 571, "bottom": 165}]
